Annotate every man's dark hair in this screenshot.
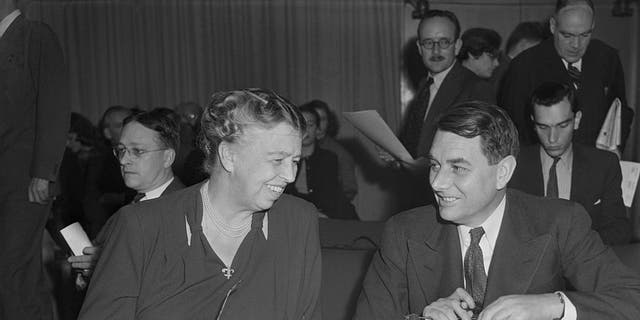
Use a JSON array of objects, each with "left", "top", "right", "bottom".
[
  {"left": 457, "top": 28, "right": 502, "bottom": 61},
  {"left": 301, "top": 99, "right": 340, "bottom": 137},
  {"left": 505, "top": 21, "right": 550, "bottom": 56},
  {"left": 556, "top": 0, "right": 595, "bottom": 14},
  {"left": 298, "top": 104, "right": 320, "bottom": 126},
  {"left": 436, "top": 101, "right": 519, "bottom": 164},
  {"left": 529, "top": 81, "right": 579, "bottom": 114},
  {"left": 417, "top": 10, "right": 461, "bottom": 40},
  {"left": 123, "top": 108, "right": 181, "bottom": 152},
  {"left": 99, "top": 105, "right": 131, "bottom": 132}
]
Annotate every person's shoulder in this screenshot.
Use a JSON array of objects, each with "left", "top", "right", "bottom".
[
  {"left": 129, "top": 183, "right": 200, "bottom": 221},
  {"left": 271, "top": 193, "right": 319, "bottom": 223},
  {"left": 386, "top": 205, "right": 441, "bottom": 239},
  {"left": 507, "top": 189, "right": 586, "bottom": 227},
  {"left": 574, "top": 143, "right": 619, "bottom": 165},
  {"left": 587, "top": 39, "right": 618, "bottom": 55}
]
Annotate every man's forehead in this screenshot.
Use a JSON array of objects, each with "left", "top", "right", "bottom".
[
  {"left": 556, "top": 5, "right": 594, "bottom": 26},
  {"left": 121, "top": 122, "right": 160, "bottom": 145},
  {"left": 420, "top": 17, "right": 455, "bottom": 38}
]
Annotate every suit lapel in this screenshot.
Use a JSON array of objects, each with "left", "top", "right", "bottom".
[
  {"left": 518, "top": 146, "right": 545, "bottom": 196},
  {"left": 569, "top": 145, "right": 587, "bottom": 202},
  {"left": 407, "top": 220, "right": 463, "bottom": 302},
  {"left": 484, "top": 191, "right": 552, "bottom": 305}
]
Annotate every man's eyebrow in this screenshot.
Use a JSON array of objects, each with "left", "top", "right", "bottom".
[
  {"left": 267, "top": 151, "right": 291, "bottom": 157},
  {"left": 534, "top": 117, "right": 573, "bottom": 127},
  {"left": 446, "top": 157, "right": 471, "bottom": 166}
]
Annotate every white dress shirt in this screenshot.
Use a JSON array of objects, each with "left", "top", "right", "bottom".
[
  {"left": 457, "top": 195, "right": 577, "bottom": 319},
  {"left": 140, "top": 177, "right": 174, "bottom": 201},
  {"left": 540, "top": 145, "right": 574, "bottom": 200}
]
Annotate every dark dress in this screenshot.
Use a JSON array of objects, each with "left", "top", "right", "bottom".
[{"left": 78, "top": 183, "right": 322, "bottom": 320}]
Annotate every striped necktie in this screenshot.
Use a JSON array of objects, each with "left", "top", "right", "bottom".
[
  {"left": 132, "top": 192, "right": 145, "bottom": 203},
  {"left": 567, "top": 63, "right": 581, "bottom": 90}
]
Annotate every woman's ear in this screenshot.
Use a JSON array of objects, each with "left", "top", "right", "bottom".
[{"left": 218, "top": 142, "right": 234, "bottom": 173}]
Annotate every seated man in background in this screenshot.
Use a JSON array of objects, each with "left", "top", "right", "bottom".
[
  {"left": 84, "top": 105, "right": 135, "bottom": 237},
  {"left": 458, "top": 27, "right": 502, "bottom": 80},
  {"left": 68, "top": 108, "right": 185, "bottom": 278},
  {"left": 509, "top": 81, "right": 630, "bottom": 245},
  {"left": 356, "top": 101, "right": 640, "bottom": 320},
  {"left": 303, "top": 99, "right": 358, "bottom": 201},
  {"left": 285, "top": 104, "right": 358, "bottom": 219}
]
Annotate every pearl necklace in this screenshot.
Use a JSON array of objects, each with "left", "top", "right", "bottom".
[{"left": 200, "top": 183, "right": 251, "bottom": 238}]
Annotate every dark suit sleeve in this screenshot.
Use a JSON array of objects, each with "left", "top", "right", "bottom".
[
  {"left": 559, "top": 202, "right": 640, "bottom": 319},
  {"left": 355, "top": 217, "right": 409, "bottom": 319},
  {"left": 607, "top": 52, "right": 634, "bottom": 147},
  {"left": 592, "top": 154, "right": 631, "bottom": 245},
  {"left": 78, "top": 209, "right": 144, "bottom": 320},
  {"left": 29, "top": 22, "right": 70, "bottom": 181}
]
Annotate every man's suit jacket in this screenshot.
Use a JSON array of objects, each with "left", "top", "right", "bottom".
[
  {"left": 509, "top": 144, "right": 630, "bottom": 245},
  {"left": 499, "top": 38, "right": 633, "bottom": 147},
  {"left": 355, "top": 189, "right": 640, "bottom": 320},
  {"left": 400, "top": 62, "right": 496, "bottom": 158},
  {"left": 0, "top": 14, "right": 69, "bottom": 188}
]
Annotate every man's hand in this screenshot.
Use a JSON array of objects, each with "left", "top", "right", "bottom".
[
  {"left": 478, "top": 293, "right": 563, "bottom": 320},
  {"left": 422, "top": 287, "right": 476, "bottom": 320},
  {"left": 28, "top": 177, "right": 50, "bottom": 204},
  {"left": 67, "top": 246, "right": 102, "bottom": 277}
]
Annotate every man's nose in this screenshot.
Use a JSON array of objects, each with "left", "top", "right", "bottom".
[
  {"left": 549, "top": 127, "right": 559, "bottom": 143},
  {"left": 430, "top": 169, "right": 451, "bottom": 191}
]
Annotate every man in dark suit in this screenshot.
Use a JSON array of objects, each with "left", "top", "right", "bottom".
[
  {"left": 68, "top": 109, "right": 185, "bottom": 277},
  {"left": 500, "top": 0, "right": 633, "bottom": 149},
  {"left": 391, "top": 10, "right": 494, "bottom": 208},
  {"left": 509, "top": 81, "right": 630, "bottom": 245},
  {"left": 0, "top": 2, "right": 69, "bottom": 318},
  {"left": 356, "top": 102, "right": 640, "bottom": 320}
]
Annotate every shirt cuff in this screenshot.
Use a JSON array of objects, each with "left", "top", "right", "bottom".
[{"left": 557, "top": 291, "right": 577, "bottom": 320}]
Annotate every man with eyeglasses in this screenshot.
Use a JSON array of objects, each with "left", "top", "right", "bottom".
[
  {"left": 500, "top": 0, "right": 634, "bottom": 151},
  {"left": 509, "top": 81, "right": 630, "bottom": 245},
  {"left": 393, "top": 9, "right": 495, "bottom": 208},
  {"left": 68, "top": 108, "right": 184, "bottom": 280}
]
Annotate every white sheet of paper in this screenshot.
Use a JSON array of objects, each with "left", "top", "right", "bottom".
[
  {"left": 60, "top": 222, "right": 92, "bottom": 256},
  {"left": 620, "top": 161, "right": 640, "bottom": 208},
  {"left": 343, "top": 110, "right": 413, "bottom": 162}
]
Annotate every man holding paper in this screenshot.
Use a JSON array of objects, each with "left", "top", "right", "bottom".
[
  {"left": 391, "top": 10, "right": 494, "bottom": 207},
  {"left": 509, "top": 82, "right": 630, "bottom": 245},
  {"left": 68, "top": 109, "right": 184, "bottom": 275}
]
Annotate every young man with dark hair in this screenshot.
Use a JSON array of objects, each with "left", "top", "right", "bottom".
[
  {"left": 356, "top": 101, "right": 640, "bottom": 320},
  {"left": 509, "top": 81, "right": 630, "bottom": 245}
]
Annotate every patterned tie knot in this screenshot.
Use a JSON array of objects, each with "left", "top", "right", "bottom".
[
  {"left": 133, "top": 192, "right": 145, "bottom": 203},
  {"left": 425, "top": 76, "right": 434, "bottom": 86},
  {"left": 567, "top": 63, "right": 581, "bottom": 89},
  {"left": 469, "top": 227, "right": 485, "bottom": 244}
]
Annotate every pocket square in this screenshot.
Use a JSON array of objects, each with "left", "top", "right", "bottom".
[{"left": 593, "top": 199, "right": 602, "bottom": 205}]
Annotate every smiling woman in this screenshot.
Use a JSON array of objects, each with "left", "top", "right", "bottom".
[{"left": 79, "top": 89, "right": 322, "bottom": 320}]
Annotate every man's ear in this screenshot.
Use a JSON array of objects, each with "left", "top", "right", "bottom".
[
  {"left": 496, "top": 155, "right": 517, "bottom": 189},
  {"left": 549, "top": 16, "right": 557, "bottom": 35},
  {"left": 218, "top": 142, "right": 234, "bottom": 173},
  {"left": 574, "top": 110, "right": 582, "bottom": 130},
  {"left": 454, "top": 38, "right": 462, "bottom": 56},
  {"left": 163, "top": 148, "right": 176, "bottom": 168},
  {"left": 103, "top": 128, "right": 112, "bottom": 141}
]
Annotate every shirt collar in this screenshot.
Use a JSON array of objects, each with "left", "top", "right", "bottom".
[
  {"left": 562, "top": 58, "right": 582, "bottom": 72},
  {"left": 429, "top": 60, "right": 456, "bottom": 90},
  {"left": 457, "top": 194, "right": 506, "bottom": 250},
  {"left": 0, "top": 9, "right": 20, "bottom": 39},
  {"left": 141, "top": 177, "right": 174, "bottom": 201}
]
